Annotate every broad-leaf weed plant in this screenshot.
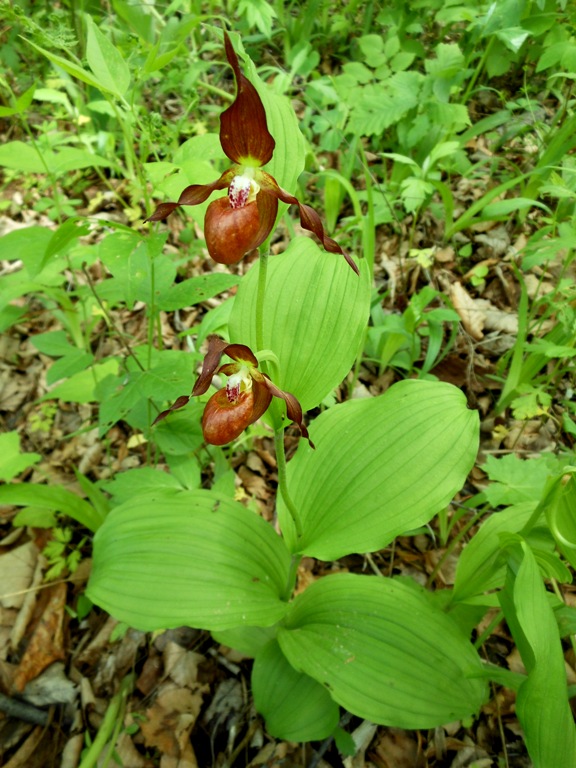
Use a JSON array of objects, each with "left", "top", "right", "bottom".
[{"left": 1, "top": 5, "right": 576, "bottom": 767}]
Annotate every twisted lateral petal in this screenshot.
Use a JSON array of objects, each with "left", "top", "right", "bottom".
[
  {"left": 152, "top": 394, "right": 191, "bottom": 425},
  {"left": 145, "top": 170, "right": 234, "bottom": 223},
  {"left": 264, "top": 378, "right": 315, "bottom": 448},
  {"left": 259, "top": 172, "right": 359, "bottom": 275},
  {"left": 220, "top": 32, "right": 275, "bottom": 167}
]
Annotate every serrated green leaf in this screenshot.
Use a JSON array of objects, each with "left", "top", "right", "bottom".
[
  {"left": 0, "top": 142, "right": 112, "bottom": 175},
  {"left": 46, "top": 350, "right": 95, "bottom": 386},
  {"left": 25, "top": 39, "right": 104, "bottom": 90},
  {"left": 0, "top": 433, "right": 41, "bottom": 482},
  {"left": 0, "top": 84, "right": 36, "bottom": 116},
  {"left": 155, "top": 274, "right": 238, "bottom": 311},
  {"left": 31, "top": 331, "right": 74, "bottom": 357},
  {"left": 87, "top": 490, "right": 292, "bottom": 631},
  {"left": 252, "top": 639, "right": 339, "bottom": 741},
  {"left": 229, "top": 237, "right": 369, "bottom": 413},
  {"left": 85, "top": 15, "right": 131, "bottom": 97},
  {"left": 278, "top": 573, "right": 487, "bottom": 728},
  {"left": 279, "top": 379, "right": 478, "bottom": 559},
  {"left": 44, "top": 359, "right": 120, "bottom": 403},
  {"left": 0, "top": 226, "right": 53, "bottom": 278}
]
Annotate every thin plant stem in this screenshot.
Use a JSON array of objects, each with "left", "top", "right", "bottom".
[{"left": 274, "top": 428, "right": 302, "bottom": 541}]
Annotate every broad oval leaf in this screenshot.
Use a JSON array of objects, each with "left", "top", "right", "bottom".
[
  {"left": 278, "top": 379, "right": 479, "bottom": 559},
  {"left": 252, "top": 639, "right": 340, "bottom": 741},
  {"left": 229, "top": 237, "right": 369, "bottom": 412},
  {"left": 87, "top": 489, "right": 291, "bottom": 631},
  {"left": 278, "top": 573, "right": 487, "bottom": 729}
]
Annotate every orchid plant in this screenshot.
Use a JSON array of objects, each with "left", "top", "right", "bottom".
[
  {"left": 146, "top": 32, "right": 358, "bottom": 275},
  {"left": 87, "top": 29, "right": 489, "bottom": 746}
]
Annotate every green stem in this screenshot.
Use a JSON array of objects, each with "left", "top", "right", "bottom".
[
  {"left": 256, "top": 243, "right": 270, "bottom": 352},
  {"left": 78, "top": 674, "right": 134, "bottom": 768},
  {"left": 283, "top": 553, "right": 302, "bottom": 601},
  {"left": 274, "top": 428, "right": 302, "bottom": 540},
  {"left": 461, "top": 36, "right": 495, "bottom": 105}
]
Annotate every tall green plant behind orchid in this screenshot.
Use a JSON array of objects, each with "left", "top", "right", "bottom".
[{"left": 146, "top": 32, "right": 358, "bottom": 274}]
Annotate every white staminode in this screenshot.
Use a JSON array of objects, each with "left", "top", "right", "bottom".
[
  {"left": 228, "top": 174, "right": 259, "bottom": 209},
  {"left": 225, "top": 368, "right": 252, "bottom": 402}
]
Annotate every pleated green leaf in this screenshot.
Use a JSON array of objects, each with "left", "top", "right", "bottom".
[
  {"left": 278, "top": 379, "right": 479, "bottom": 559},
  {"left": 87, "top": 490, "right": 291, "bottom": 631},
  {"left": 252, "top": 639, "right": 340, "bottom": 741},
  {"left": 278, "top": 573, "right": 487, "bottom": 729},
  {"left": 499, "top": 543, "right": 576, "bottom": 768},
  {"left": 229, "top": 237, "right": 369, "bottom": 412}
]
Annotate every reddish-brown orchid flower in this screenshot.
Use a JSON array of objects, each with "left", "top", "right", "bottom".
[
  {"left": 146, "top": 32, "right": 358, "bottom": 275},
  {"left": 153, "top": 335, "right": 313, "bottom": 447}
]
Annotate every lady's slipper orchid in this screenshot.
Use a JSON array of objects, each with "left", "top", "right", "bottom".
[
  {"left": 146, "top": 32, "right": 358, "bottom": 275},
  {"left": 153, "top": 335, "right": 313, "bottom": 447}
]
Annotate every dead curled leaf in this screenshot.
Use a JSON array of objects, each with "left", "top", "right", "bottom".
[
  {"left": 449, "top": 282, "right": 519, "bottom": 340},
  {"left": 450, "top": 282, "right": 485, "bottom": 340},
  {"left": 140, "top": 683, "right": 207, "bottom": 758},
  {"left": 12, "top": 582, "right": 67, "bottom": 693}
]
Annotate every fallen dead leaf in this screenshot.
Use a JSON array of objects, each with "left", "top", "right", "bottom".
[
  {"left": 369, "top": 726, "right": 418, "bottom": 768},
  {"left": 163, "top": 642, "right": 204, "bottom": 689},
  {"left": 0, "top": 542, "right": 37, "bottom": 610},
  {"left": 449, "top": 282, "right": 485, "bottom": 340},
  {"left": 140, "top": 683, "right": 206, "bottom": 759},
  {"left": 12, "top": 582, "right": 67, "bottom": 692}
]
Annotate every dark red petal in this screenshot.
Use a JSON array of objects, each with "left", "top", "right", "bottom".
[
  {"left": 264, "top": 378, "right": 315, "bottom": 448},
  {"left": 251, "top": 378, "right": 274, "bottom": 422},
  {"left": 252, "top": 190, "right": 278, "bottom": 248},
  {"left": 145, "top": 170, "right": 233, "bottom": 223},
  {"left": 259, "top": 172, "right": 359, "bottom": 275},
  {"left": 152, "top": 394, "right": 191, "bottom": 425},
  {"left": 192, "top": 336, "right": 259, "bottom": 397},
  {"left": 192, "top": 336, "right": 233, "bottom": 396},
  {"left": 145, "top": 202, "right": 181, "bottom": 222},
  {"left": 222, "top": 344, "right": 259, "bottom": 366},
  {"left": 220, "top": 32, "right": 275, "bottom": 166}
]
